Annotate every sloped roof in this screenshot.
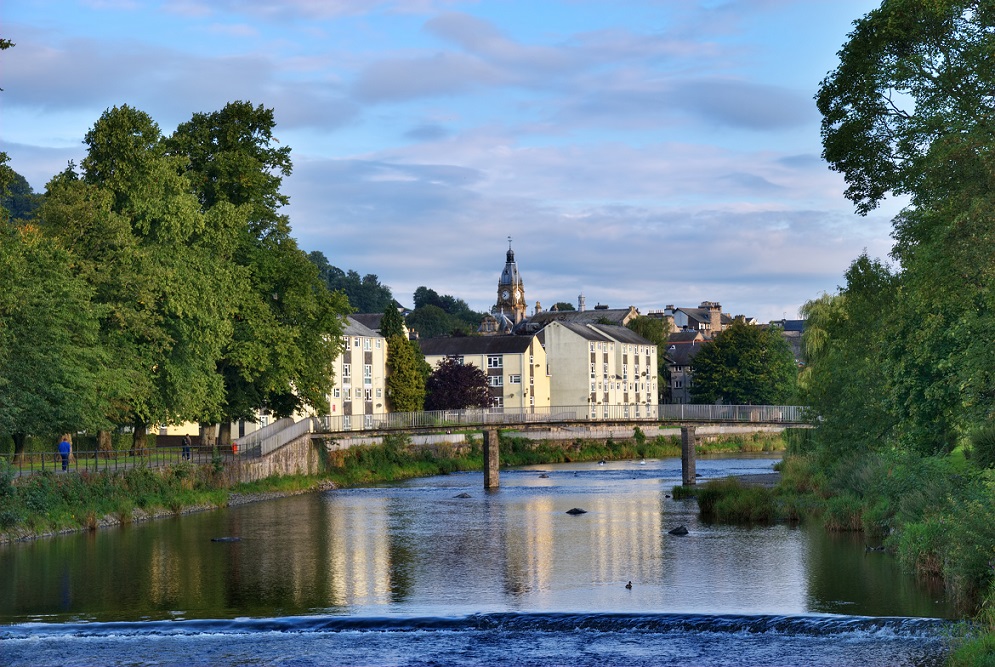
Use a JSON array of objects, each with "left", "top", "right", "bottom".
[
  {"left": 343, "top": 316, "right": 381, "bottom": 338},
  {"left": 351, "top": 313, "right": 383, "bottom": 332},
  {"left": 419, "top": 335, "right": 535, "bottom": 357},
  {"left": 529, "top": 306, "right": 637, "bottom": 327},
  {"left": 664, "top": 340, "right": 705, "bottom": 366},
  {"left": 589, "top": 324, "right": 654, "bottom": 346}
]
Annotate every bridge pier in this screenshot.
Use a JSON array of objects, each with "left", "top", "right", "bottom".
[
  {"left": 483, "top": 428, "right": 500, "bottom": 489},
  {"left": 681, "top": 425, "right": 696, "bottom": 486}
]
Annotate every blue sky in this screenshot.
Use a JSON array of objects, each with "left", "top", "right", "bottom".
[{"left": 1, "top": 0, "right": 896, "bottom": 322}]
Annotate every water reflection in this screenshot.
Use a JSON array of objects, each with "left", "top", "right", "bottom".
[{"left": 0, "top": 457, "right": 958, "bottom": 623}]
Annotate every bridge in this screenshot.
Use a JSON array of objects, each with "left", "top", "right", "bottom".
[{"left": 236, "top": 404, "right": 811, "bottom": 489}]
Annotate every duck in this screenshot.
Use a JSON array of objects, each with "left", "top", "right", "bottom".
[{"left": 625, "top": 581, "right": 633, "bottom": 589}]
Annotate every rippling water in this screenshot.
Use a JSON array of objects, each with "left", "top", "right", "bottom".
[{"left": 0, "top": 455, "right": 956, "bottom": 666}]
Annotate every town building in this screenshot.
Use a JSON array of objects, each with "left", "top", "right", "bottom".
[
  {"left": 420, "top": 334, "right": 550, "bottom": 410},
  {"left": 328, "top": 316, "right": 388, "bottom": 429},
  {"left": 662, "top": 331, "right": 705, "bottom": 404}
]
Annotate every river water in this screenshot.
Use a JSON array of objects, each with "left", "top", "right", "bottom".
[{"left": 1, "top": 455, "right": 957, "bottom": 666}]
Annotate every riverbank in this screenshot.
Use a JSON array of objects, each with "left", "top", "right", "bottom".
[{"left": 0, "top": 430, "right": 786, "bottom": 544}]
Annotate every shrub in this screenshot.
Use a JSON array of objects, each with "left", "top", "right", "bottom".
[
  {"left": 696, "top": 478, "right": 776, "bottom": 524},
  {"left": 823, "top": 493, "right": 863, "bottom": 532},
  {"left": 970, "top": 425, "right": 995, "bottom": 470}
]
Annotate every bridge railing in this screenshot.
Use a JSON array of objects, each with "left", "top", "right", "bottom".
[{"left": 315, "top": 404, "right": 809, "bottom": 435}]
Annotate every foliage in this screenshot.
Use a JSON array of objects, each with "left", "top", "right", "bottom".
[
  {"left": 694, "top": 478, "right": 777, "bottom": 524},
  {"left": 380, "top": 303, "right": 407, "bottom": 339},
  {"left": 409, "top": 286, "right": 484, "bottom": 337},
  {"left": 551, "top": 302, "right": 576, "bottom": 311},
  {"left": 969, "top": 425, "right": 995, "bottom": 470},
  {"left": 308, "top": 251, "right": 395, "bottom": 314},
  {"left": 167, "top": 101, "right": 350, "bottom": 424},
  {"left": 385, "top": 334, "right": 428, "bottom": 412},
  {"left": 0, "top": 170, "right": 42, "bottom": 221},
  {"left": 690, "top": 321, "right": 796, "bottom": 405},
  {"left": 816, "top": 0, "right": 995, "bottom": 215},
  {"left": 425, "top": 357, "right": 492, "bottom": 411}
]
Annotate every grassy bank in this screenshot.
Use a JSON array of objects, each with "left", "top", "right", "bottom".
[
  {"left": 0, "top": 429, "right": 786, "bottom": 543},
  {"left": 676, "top": 448, "right": 995, "bottom": 665}
]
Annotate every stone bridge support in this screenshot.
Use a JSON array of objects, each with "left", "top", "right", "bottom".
[
  {"left": 681, "top": 425, "right": 697, "bottom": 486},
  {"left": 483, "top": 428, "right": 500, "bottom": 489}
]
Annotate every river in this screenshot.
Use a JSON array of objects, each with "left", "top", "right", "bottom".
[{"left": 0, "top": 455, "right": 957, "bottom": 666}]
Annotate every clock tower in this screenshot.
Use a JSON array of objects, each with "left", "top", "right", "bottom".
[{"left": 495, "top": 237, "right": 526, "bottom": 324}]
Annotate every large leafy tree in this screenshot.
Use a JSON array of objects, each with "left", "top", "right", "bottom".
[
  {"left": 817, "top": 0, "right": 995, "bottom": 215},
  {"left": 690, "top": 321, "right": 796, "bottom": 405},
  {"left": 167, "top": 101, "right": 349, "bottom": 443},
  {"left": 425, "top": 357, "right": 491, "bottom": 411},
  {"left": 816, "top": 0, "right": 995, "bottom": 453},
  {"left": 39, "top": 105, "right": 241, "bottom": 449},
  {"left": 626, "top": 316, "right": 671, "bottom": 402}
]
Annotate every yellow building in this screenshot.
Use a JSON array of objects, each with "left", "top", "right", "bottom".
[{"left": 419, "top": 335, "right": 550, "bottom": 410}]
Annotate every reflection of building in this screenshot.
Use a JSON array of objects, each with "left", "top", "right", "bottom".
[{"left": 420, "top": 334, "right": 550, "bottom": 409}]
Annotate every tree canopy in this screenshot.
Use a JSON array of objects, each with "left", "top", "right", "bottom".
[
  {"left": 425, "top": 357, "right": 492, "bottom": 411},
  {"left": 690, "top": 322, "right": 797, "bottom": 405}
]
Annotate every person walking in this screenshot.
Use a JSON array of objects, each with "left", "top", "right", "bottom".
[
  {"left": 58, "top": 436, "right": 72, "bottom": 472},
  {"left": 181, "top": 434, "right": 192, "bottom": 460}
]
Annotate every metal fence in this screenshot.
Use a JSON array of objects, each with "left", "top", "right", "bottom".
[{"left": 4, "top": 446, "right": 237, "bottom": 477}]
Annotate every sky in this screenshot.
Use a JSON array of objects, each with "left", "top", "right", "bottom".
[{"left": 1, "top": 0, "right": 899, "bottom": 322}]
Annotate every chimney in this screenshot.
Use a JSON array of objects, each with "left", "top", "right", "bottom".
[{"left": 578, "top": 294, "right": 586, "bottom": 312}]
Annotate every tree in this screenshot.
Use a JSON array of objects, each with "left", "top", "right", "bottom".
[
  {"left": 385, "top": 335, "right": 428, "bottom": 412},
  {"left": 552, "top": 302, "right": 576, "bottom": 311},
  {"left": 0, "top": 221, "right": 107, "bottom": 459},
  {"left": 425, "top": 357, "right": 492, "bottom": 411},
  {"left": 168, "top": 102, "right": 350, "bottom": 444},
  {"left": 799, "top": 255, "right": 899, "bottom": 458},
  {"left": 307, "top": 252, "right": 395, "bottom": 313},
  {"left": 0, "top": 171, "right": 42, "bottom": 221},
  {"left": 407, "top": 304, "right": 472, "bottom": 339},
  {"left": 51, "top": 105, "right": 242, "bottom": 450},
  {"left": 816, "top": 0, "right": 995, "bottom": 215},
  {"left": 380, "top": 303, "right": 406, "bottom": 339},
  {"left": 690, "top": 321, "right": 796, "bottom": 405}
]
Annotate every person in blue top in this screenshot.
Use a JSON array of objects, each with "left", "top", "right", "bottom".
[{"left": 58, "top": 436, "right": 72, "bottom": 472}]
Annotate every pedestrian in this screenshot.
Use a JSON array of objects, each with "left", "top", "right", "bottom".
[
  {"left": 58, "top": 436, "right": 72, "bottom": 472},
  {"left": 181, "top": 434, "right": 192, "bottom": 460}
]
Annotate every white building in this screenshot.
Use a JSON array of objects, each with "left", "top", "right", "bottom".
[{"left": 328, "top": 317, "right": 388, "bottom": 429}]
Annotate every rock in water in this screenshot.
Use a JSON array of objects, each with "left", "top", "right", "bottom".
[
  {"left": 453, "top": 492, "right": 472, "bottom": 499},
  {"left": 566, "top": 508, "right": 587, "bottom": 515},
  {"left": 668, "top": 525, "right": 689, "bottom": 536}
]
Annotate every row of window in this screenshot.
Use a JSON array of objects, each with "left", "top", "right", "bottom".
[
  {"left": 591, "top": 381, "right": 656, "bottom": 393},
  {"left": 333, "top": 387, "right": 383, "bottom": 400},
  {"left": 344, "top": 336, "right": 383, "bottom": 350}
]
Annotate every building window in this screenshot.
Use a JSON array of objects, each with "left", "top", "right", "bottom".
[
  {"left": 493, "top": 396, "right": 503, "bottom": 408},
  {"left": 342, "top": 363, "right": 351, "bottom": 379},
  {"left": 623, "top": 364, "right": 628, "bottom": 380},
  {"left": 343, "top": 415, "right": 351, "bottom": 429},
  {"left": 376, "top": 339, "right": 382, "bottom": 348},
  {"left": 365, "top": 388, "right": 373, "bottom": 401},
  {"left": 591, "top": 382, "right": 597, "bottom": 392},
  {"left": 489, "top": 375, "right": 503, "bottom": 387},
  {"left": 376, "top": 388, "right": 383, "bottom": 399},
  {"left": 344, "top": 336, "right": 350, "bottom": 347},
  {"left": 590, "top": 342, "right": 595, "bottom": 351},
  {"left": 590, "top": 363, "right": 596, "bottom": 379},
  {"left": 355, "top": 337, "right": 361, "bottom": 347},
  {"left": 364, "top": 364, "right": 372, "bottom": 385},
  {"left": 487, "top": 355, "right": 502, "bottom": 368},
  {"left": 355, "top": 388, "right": 363, "bottom": 398},
  {"left": 509, "top": 374, "right": 521, "bottom": 384},
  {"left": 365, "top": 414, "right": 373, "bottom": 428},
  {"left": 333, "top": 388, "right": 340, "bottom": 398},
  {"left": 364, "top": 338, "right": 371, "bottom": 350}
]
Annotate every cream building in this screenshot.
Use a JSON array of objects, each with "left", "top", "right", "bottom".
[
  {"left": 328, "top": 316, "right": 388, "bottom": 429},
  {"left": 419, "top": 335, "right": 550, "bottom": 410},
  {"left": 540, "top": 321, "right": 658, "bottom": 419}
]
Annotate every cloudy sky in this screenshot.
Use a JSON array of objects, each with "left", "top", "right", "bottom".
[{"left": 1, "top": 0, "right": 897, "bottom": 322}]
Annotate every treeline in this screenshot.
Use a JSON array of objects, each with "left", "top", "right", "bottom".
[
  {"left": 0, "top": 102, "right": 351, "bottom": 456},
  {"left": 789, "top": 0, "right": 995, "bottom": 650}
]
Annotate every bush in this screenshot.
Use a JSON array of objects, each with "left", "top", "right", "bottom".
[
  {"left": 970, "top": 425, "right": 995, "bottom": 470},
  {"left": 823, "top": 493, "right": 863, "bottom": 532},
  {"left": 696, "top": 478, "right": 777, "bottom": 524}
]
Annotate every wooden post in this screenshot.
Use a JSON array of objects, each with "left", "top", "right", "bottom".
[
  {"left": 681, "top": 425, "right": 696, "bottom": 486},
  {"left": 483, "top": 428, "right": 500, "bottom": 489}
]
